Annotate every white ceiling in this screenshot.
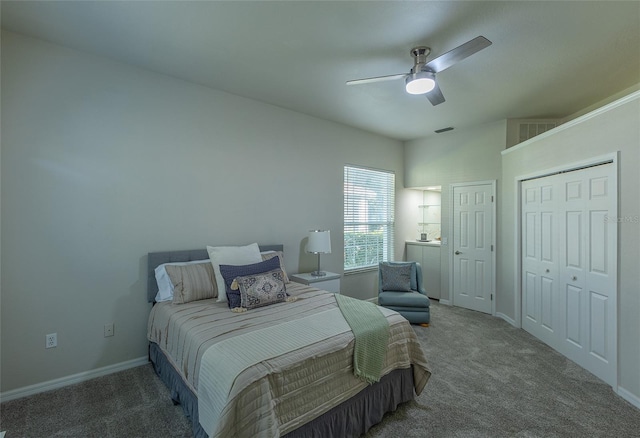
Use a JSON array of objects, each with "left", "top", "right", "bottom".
[{"left": 2, "top": 1, "right": 639, "bottom": 141}]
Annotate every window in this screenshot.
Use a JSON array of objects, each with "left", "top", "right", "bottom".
[{"left": 344, "top": 165, "right": 395, "bottom": 271}]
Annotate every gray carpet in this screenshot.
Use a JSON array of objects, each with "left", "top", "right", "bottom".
[
  {"left": 2, "top": 301, "right": 639, "bottom": 437},
  {"left": 365, "top": 302, "right": 640, "bottom": 438}
]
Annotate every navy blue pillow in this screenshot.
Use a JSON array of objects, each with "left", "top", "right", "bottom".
[{"left": 219, "top": 257, "right": 281, "bottom": 309}]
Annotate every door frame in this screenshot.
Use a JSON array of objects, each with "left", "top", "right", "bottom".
[
  {"left": 513, "top": 152, "right": 618, "bottom": 385},
  {"left": 448, "top": 180, "right": 497, "bottom": 315}
]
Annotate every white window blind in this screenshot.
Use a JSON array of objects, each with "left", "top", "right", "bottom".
[{"left": 344, "top": 165, "right": 395, "bottom": 271}]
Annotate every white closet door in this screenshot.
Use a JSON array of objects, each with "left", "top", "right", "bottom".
[
  {"left": 521, "top": 179, "right": 559, "bottom": 347},
  {"left": 521, "top": 163, "right": 616, "bottom": 386},
  {"left": 558, "top": 166, "right": 616, "bottom": 384}
]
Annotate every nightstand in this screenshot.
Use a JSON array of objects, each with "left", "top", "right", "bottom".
[{"left": 290, "top": 272, "right": 341, "bottom": 293}]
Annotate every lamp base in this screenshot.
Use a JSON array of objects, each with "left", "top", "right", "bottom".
[{"left": 310, "top": 271, "right": 327, "bottom": 277}]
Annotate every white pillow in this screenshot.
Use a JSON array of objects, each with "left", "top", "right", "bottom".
[
  {"left": 154, "top": 259, "right": 209, "bottom": 302},
  {"left": 207, "top": 243, "right": 262, "bottom": 303}
]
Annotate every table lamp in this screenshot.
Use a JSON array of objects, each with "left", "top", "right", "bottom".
[{"left": 306, "top": 230, "right": 331, "bottom": 276}]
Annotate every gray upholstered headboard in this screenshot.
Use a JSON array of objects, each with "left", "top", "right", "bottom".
[{"left": 147, "top": 244, "right": 284, "bottom": 302}]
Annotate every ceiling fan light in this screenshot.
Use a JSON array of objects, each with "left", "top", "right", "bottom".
[{"left": 405, "top": 72, "right": 436, "bottom": 95}]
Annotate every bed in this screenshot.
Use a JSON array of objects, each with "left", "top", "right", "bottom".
[{"left": 146, "top": 245, "right": 431, "bottom": 438}]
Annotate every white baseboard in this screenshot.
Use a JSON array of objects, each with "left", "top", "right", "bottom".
[
  {"left": 616, "top": 386, "right": 640, "bottom": 409},
  {"left": 496, "top": 312, "right": 517, "bottom": 327},
  {"left": 439, "top": 299, "right": 451, "bottom": 305},
  {"left": 0, "top": 356, "right": 149, "bottom": 403}
]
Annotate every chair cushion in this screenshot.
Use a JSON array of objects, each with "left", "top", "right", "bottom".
[
  {"left": 378, "top": 291, "right": 430, "bottom": 309},
  {"left": 380, "top": 262, "right": 413, "bottom": 292}
]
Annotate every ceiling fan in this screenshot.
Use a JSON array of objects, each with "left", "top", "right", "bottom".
[{"left": 346, "top": 36, "right": 492, "bottom": 106}]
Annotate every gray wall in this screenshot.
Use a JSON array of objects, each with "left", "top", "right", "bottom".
[
  {"left": 404, "top": 93, "right": 640, "bottom": 404},
  {"left": 403, "top": 120, "right": 507, "bottom": 302},
  {"left": 0, "top": 31, "right": 410, "bottom": 392},
  {"left": 500, "top": 94, "right": 640, "bottom": 401}
]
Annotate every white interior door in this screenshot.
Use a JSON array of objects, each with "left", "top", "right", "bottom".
[
  {"left": 520, "top": 163, "right": 617, "bottom": 386},
  {"left": 452, "top": 182, "right": 495, "bottom": 314},
  {"left": 521, "top": 179, "right": 559, "bottom": 347}
]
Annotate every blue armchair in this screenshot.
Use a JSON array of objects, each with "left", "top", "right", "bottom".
[{"left": 378, "top": 261, "right": 430, "bottom": 326}]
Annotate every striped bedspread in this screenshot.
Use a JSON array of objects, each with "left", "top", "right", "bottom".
[{"left": 147, "top": 284, "right": 431, "bottom": 437}]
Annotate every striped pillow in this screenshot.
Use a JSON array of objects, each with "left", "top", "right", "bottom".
[
  {"left": 260, "top": 250, "right": 290, "bottom": 283},
  {"left": 166, "top": 262, "right": 216, "bottom": 304}
]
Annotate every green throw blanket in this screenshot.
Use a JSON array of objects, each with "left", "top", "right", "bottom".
[{"left": 335, "top": 294, "right": 390, "bottom": 384}]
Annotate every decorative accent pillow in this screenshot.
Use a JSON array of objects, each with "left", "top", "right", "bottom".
[
  {"left": 380, "top": 262, "right": 413, "bottom": 292},
  {"left": 207, "top": 243, "right": 263, "bottom": 303},
  {"left": 381, "top": 261, "right": 417, "bottom": 290},
  {"left": 219, "top": 257, "right": 281, "bottom": 309},
  {"left": 165, "top": 262, "right": 216, "bottom": 304},
  {"left": 236, "top": 268, "right": 287, "bottom": 310},
  {"left": 154, "top": 260, "right": 211, "bottom": 302},
  {"left": 260, "top": 250, "right": 290, "bottom": 283}
]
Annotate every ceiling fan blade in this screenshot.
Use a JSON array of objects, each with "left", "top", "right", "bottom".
[
  {"left": 346, "top": 73, "right": 407, "bottom": 86},
  {"left": 426, "top": 82, "right": 445, "bottom": 106},
  {"left": 425, "top": 36, "right": 492, "bottom": 73}
]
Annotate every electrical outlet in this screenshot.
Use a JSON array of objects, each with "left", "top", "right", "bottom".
[
  {"left": 104, "top": 323, "right": 114, "bottom": 337},
  {"left": 46, "top": 333, "right": 57, "bottom": 349}
]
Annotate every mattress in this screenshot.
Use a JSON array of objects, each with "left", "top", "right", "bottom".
[{"left": 147, "top": 283, "right": 431, "bottom": 437}]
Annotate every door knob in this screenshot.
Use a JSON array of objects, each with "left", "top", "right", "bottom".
[
  {"left": 455, "top": 251, "right": 462, "bottom": 255},
  {"left": 572, "top": 276, "right": 577, "bottom": 281},
  {"left": 545, "top": 269, "right": 550, "bottom": 273}
]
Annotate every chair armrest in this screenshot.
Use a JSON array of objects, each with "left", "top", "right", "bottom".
[{"left": 415, "top": 262, "right": 428, "bottom": 296}]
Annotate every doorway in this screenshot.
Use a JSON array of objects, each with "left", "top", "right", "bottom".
[{"left": 450, "top": 181, "right": 496, "bottom": 314}]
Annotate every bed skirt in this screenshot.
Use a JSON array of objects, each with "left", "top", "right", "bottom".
[{"left": 149, "top": 342, "right": 416, "bottom": 437}]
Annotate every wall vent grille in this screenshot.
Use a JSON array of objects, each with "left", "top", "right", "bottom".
[{"left": 518, "top": 121, "right": 559, "bottom": 143}]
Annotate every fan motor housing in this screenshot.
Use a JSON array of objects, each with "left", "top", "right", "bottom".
[{"left": 410, "top": 46, "right": 431, "bottom": 73}]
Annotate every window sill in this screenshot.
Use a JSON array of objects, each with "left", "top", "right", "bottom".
[{"left": 344, "top": 267, "right": 378, "bottom": 276}]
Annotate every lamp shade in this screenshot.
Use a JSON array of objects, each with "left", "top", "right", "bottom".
[
  {"left": 405, "top": 71, "right": 436, "bottom": 95},
  {"left": 306, "top": 230, "right": 331, "bottom": 254}
]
